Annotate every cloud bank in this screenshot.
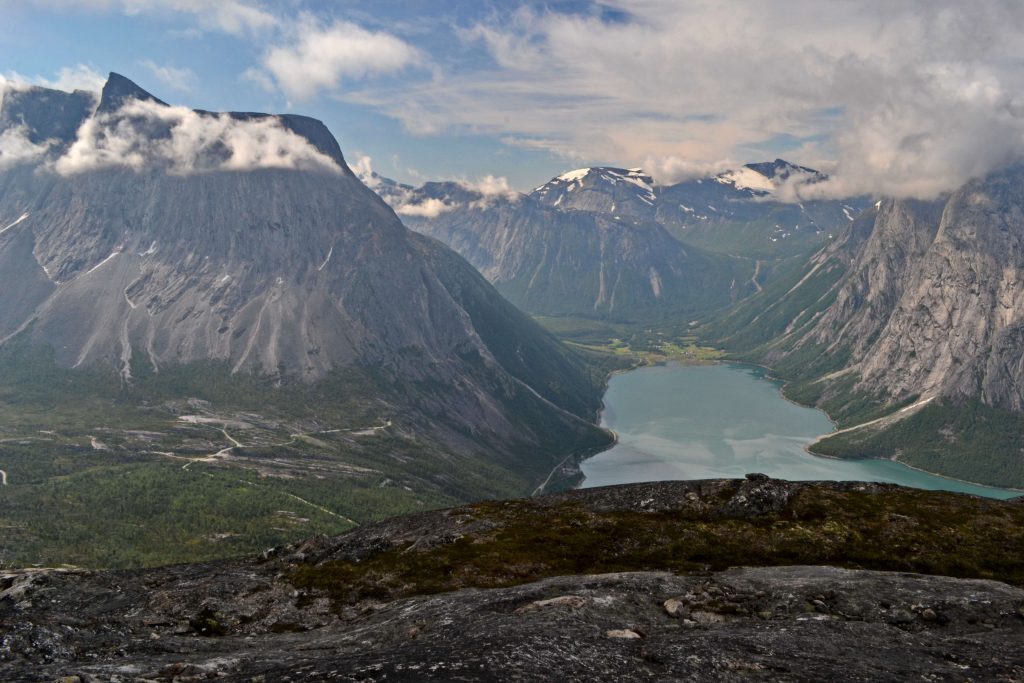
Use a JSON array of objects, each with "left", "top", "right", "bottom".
[
  {"left": 339, "top": 0, "right": 1024, "bottom": 199},
  {"left": 54, "top": 100, "right": 342, "bottom": 176}
]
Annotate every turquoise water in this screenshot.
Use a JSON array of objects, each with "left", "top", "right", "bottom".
[{"left": 580, "top": 363, "right": 1021, "bottom": 499}]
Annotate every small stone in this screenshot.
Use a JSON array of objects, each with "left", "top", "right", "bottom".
[
  {"left": 663, "top": 598, "right": 690, "bottom": 619},
  {"left": 756, "top": 611, "right": 772, "bottom": 620},
  {"left": 56, "top": 677, "right": 81, "bottom": 683},
  {"left": 921, "top": 608, "right": 938, "bottom": 622},
  {"left": 515, "top": 595, "right": 587, "bottom": 614},
  {"left": 889, "top": 609, "right": 915, "bottom": 625},
  {"left": 812, "top": 599, "right": 828, "bottom": 613},
  {"left": 606, "top": 629, "right": 642, "bottom": 639}
]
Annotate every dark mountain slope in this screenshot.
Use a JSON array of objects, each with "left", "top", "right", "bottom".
[{"left": 398, "top": 182, "right": 752, "bottom": 322}]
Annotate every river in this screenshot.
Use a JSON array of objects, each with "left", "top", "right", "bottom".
[{"left": 580, "top": 363, "right": 1020, "bottom": 499}]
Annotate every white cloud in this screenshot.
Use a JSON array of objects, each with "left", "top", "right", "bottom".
[
  {"left": 394, "top": 197, "right": 453, "bottom": 218},
  {"left": 461, "top": 175, "right": 520, "bottom": 208},
  {"left": 350, "top": 154, "right": 378, "bottom": 186},
  {"left": 0, "top": 126, "right": 52, "bottom": 170},
  {"left": 0, "top": 66, "right": 102, "bottom": 170},
  {"left": 53, "top": 99, "right": 342, "bottom": 176},
  {"left": 463, "top": 174, "right": 515, "bottom": 198},
  {"left": 140, "top": 60, "right": 197, "bottom": 93},
  {"left": 260, "top": 16, "right": 421, "bottom": 101}
]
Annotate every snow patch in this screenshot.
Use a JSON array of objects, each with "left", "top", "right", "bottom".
[
  {"left": 317, "top": 244, "right": 334, "bottom": 271},
  {"left": 649, "top": 267, "right": 663, "bottom": 298},
  {"left": 715, "top": 166, "right": 775, "bottom": 193},
  {"left": 556, "top": 168, "right": 592, "bottom": 183},
  {"left": 0, "top": 212, "right": 29, "bottom": 236},
  {"left": 84, "top": 249, "right": 122, "bottom": 276}
]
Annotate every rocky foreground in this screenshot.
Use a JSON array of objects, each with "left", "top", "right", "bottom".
[{"left": 3, "top": 476, "right": 1024, "bottom": 681}]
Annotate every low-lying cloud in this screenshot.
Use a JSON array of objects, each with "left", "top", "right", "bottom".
[
  {"left": 54, "top": 100, "right": 342, "bottom": 176},
  {"left": 0, "top": 126, "right": 52, "bottom": 170},
  {"left": 395, "top": 197, "right": 453, "bottom": 218}
]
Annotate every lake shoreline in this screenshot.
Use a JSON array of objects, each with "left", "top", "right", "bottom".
[{"left": 577, "top": 362, "right": 1020, "bottom": 500}]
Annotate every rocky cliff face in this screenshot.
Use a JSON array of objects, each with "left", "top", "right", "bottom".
[
  {"left": 773, "top": 166, "right": 1024, "bottom": 408},
  {"left": 374, "top": 161, "right": 865, "bottom": 323},
  {"left": 3, "top": 478, "right": 1023, "bottom": 681},
  {"left": 401, "top": 188, "right": 748, "bottom": 320},
  {"left": 388, "top": 172, "right": 754, "bottom": 321},
  {"left": 0, "top": 74, "right": 611, "bottom": 496},
  {"left": 856, "top": 170, "right": 1024, "bottom": 409}
]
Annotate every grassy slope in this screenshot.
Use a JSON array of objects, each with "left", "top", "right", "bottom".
[
  {"left": 293, "top": 482, "right": 1024, "bottom": 608},
  {"left": 0, "top": 332, "right": 612, "bottom": 568}
]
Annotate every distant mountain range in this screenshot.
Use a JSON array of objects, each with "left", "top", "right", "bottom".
[{"left": 366, "top": 161, "right": 867, "bottom": 321}]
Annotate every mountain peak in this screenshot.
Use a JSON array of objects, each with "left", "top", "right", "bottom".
[
  {"left": 743, "top": 158, "right": 822, "bottom": 181},
  {"left": 530, "top": 166, "right": 657, "bottom": 215},
  {"left": 96, "top": 72, "right": 167, "bottom": 114},
  {"left": 714, "top": 159, "right": 826, "bottom": 194}
]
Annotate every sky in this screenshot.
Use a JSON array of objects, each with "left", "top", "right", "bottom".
[{"left": 2, "top": 0, "right": 1024, "bottom": 198}]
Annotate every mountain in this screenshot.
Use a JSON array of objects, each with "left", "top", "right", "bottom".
[
  {"left": 705, "top": 166, "right": 1024, "bottom": 487},
  {"left": 656, "top": 159, "right": 869, "bottom": 258},
  {"left": 0, "top": 74, "right": 613, "bottom": 565},
  {"left": 531, "top": 166, "right": 658, "bottom": 218},
  {"left": 389, "top": 179, "right": 753, "bottom": 321},
  {"left": 5, "top": 477, "right": 1024, "bottom": 680},
  {"left": 368, "top": 161, "right": 865, "bottom": 325}
]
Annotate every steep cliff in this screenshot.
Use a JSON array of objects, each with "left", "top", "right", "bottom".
[{"left": 398, "top": 182, "right": 751, "bottom": 321}]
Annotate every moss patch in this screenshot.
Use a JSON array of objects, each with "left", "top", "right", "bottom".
[{"left": 291, "top": 484, "right": 1024, "bottom": 608}]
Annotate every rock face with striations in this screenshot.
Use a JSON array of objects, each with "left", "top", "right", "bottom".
[
  {"left": 392, "top": 177, "right": 751, "bottom": 321},
  {"left": 0, "top": 73, "right": 611, "bottom": 489}
]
